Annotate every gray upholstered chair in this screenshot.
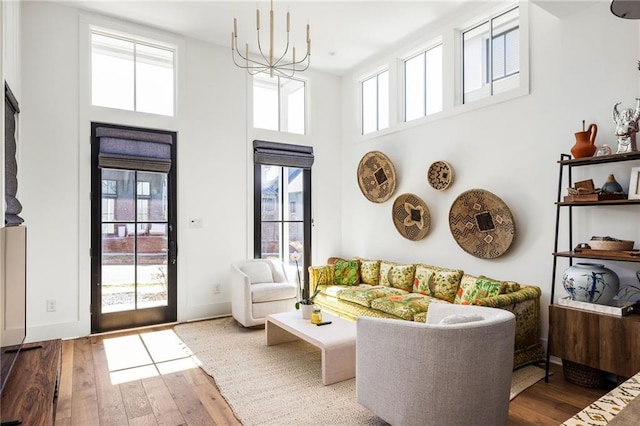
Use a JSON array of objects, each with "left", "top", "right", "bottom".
[
  {"left": 230, "top": 259, "right": 298, "bottom": 327},
  {"left": 356, "top": 303, "right": 516, "bottom": 426}
]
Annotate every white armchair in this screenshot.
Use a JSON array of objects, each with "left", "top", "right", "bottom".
[
  {"left": 230, "top": 259, "right": 298, "bottom": 327},
  {"left": 356, "top": 303, "right": 516, "bottom": 426}
]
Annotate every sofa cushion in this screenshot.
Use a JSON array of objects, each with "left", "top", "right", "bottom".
[
  {"left": 454, "top": 275, "right": 505, "bottom": 305},
  {"left": 251, "top": 282, "right": 297, "bottom": 302},
  {"left": 413, "top": 264, "right": 463, "bottom": 303},
  {"left": 439, "top": 314, "right": 485, "bottom": 325},
  {"left": 338, "top": 285, "right": 407, "bottom": 308},
  {"left": 388, "top": 264, "right": 416, "bottom": 292},
  {"left": 370, "top": 293, "right": 445, "bottom": 321},
  {"left": 358, "top": 259, "right": 381, "bottom": 285},
  {"left": 240, "top": 262, "right": 273, "bottom": 284},
  {"left": 333, "top": 260, "right": 360, "bottom": 285},
  {"left": 309, "top": 265, "right": 332, "bottom": 286}
]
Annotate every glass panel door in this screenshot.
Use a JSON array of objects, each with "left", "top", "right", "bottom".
[
  {"left": 91, "top": 124, "right": 177, "bottom": 333},
  {"left": 101, "top": 170, "right": 168, "bottom": 314}
]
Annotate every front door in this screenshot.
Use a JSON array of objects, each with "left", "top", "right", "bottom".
[{"left": 91, "top": 123, "right": 177, "bottom": 333}]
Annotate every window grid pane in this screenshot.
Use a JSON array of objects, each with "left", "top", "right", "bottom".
[
  {"left": 377, "top": 71, "right": 389, "bottom": 130},
  {"left": 91, "top": 32, "right": 175, "bottom": 116},
  {"left": 425, "top": 44, "right": 443, "bottom": 115},
  {"left": 361, "top": 75, "right": 378, "bottom": 135},
  {"left": 462, "top": 6, "right": 519, "bottom": 104},
  {"left": 404, "top": 53, "right": 425, "bottom": 122}
]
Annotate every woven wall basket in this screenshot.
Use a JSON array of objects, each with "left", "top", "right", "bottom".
[
  {"left": 392, "top": 193, "right": 430, "bottom": 241},
  {"left": 357, "top": 151, "right": 397, "bottom": 203},
  {"left": 449, "top": 189, "right": 515, "bottom": 259}
]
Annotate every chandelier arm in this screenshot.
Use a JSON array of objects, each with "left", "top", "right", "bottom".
[{"left": 232, "top": 49, "right": 274, "bottom": 69}]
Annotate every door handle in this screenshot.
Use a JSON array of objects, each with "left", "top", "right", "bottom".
[{"left": 170, "top": 240, "right": 177, "bottom": 264}]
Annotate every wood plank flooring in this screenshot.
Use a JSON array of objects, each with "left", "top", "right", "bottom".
[{"left": 54, "top": 323, "right": 616, "bottom": 425}]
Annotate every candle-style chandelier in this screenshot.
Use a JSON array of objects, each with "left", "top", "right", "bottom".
[{"left": 231, "top": 0, "right": 311, "bottom": 78}]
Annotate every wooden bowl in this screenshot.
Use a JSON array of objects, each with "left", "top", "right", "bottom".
[{"left": 588, "top": 239, "right": 634, "bottom": 251}]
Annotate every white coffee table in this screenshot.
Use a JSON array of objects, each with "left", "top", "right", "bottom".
[{"left": 266, "top": 310, "right": 356, "bottom": 385}]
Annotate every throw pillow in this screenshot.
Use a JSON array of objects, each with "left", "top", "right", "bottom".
[
  {"left": 378, "top": 261, "right": 397, "bottom": 286},
  {"left": 387, "top": 264, "right": 416, "bottom": 292},
  {"left": 358, "top": 259, "right": 381, "bottom": 285},
  {"left": 455, "top": 276, "right": 505, "bottom": 305},
  {"left": 413, "top": 265, "right": 434, "bottom": 295},
  {"left": 309, "top": 265, "right": 332, "bottom": 286},
  {"left": 413, "top": 264, "right": 463, "bottom": 303},
  {"left": 478, "top": 275, "right": 520, "bottom": 294},
  {"left": 439, "top": 314, "right": 485, "bottom": 325},
  {"left": 333, "top": 260, "right": 360, "bottom": 285}
]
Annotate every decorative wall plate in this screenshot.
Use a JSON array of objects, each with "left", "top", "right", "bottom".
[
  {"left": 449, "top": 189, "right": 515, "bottom": 259},
  {"left": 427, "top": 160, "right": 454, "bottom": 191},
  {"left": 392, "top": 193, "right": 430, "bottom": 241},
  {"left": 357, "top": 151, "right": 397, "bottom": 203}
]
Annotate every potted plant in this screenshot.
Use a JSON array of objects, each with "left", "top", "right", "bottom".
[
  {"left": 291, "top": 252, "right": 320, "bottom": 319},
  {"left": 296, "top": 287, "right": 321, "bottom": 319}
]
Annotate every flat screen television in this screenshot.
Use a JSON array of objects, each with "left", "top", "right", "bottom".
[{"left": 0, "top": 226, "right": 27, "bottom": 395}]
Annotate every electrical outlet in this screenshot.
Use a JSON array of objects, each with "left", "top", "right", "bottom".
[
  {"left": 214, "top": 284, "right": 221, "bottom": 294},
  {"left": 46, "top": 299, "right": 56, "bottom": 312}
]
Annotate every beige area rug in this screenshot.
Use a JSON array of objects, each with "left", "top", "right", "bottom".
[{"left": 174, "top": 317, "right": 546, "bottom": 426}]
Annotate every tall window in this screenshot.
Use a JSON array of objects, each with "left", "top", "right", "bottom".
[
  {"left": 361, "top": 70, "right": 389, "bottom": 135},
  {"left": 91, "top": 31, "right": 175, "bottom": 116},
  {"left": 253, "top": 141, "right": 313, "bottom": 288},
  {"left": 462, "top": 7, "right": 519, "bottom": 104},
  {"left": 404, "top": 44, "right": 443, "bottom": 122},
  {"left": 253, "top": 73, "right": 306, "bottom": 135}
]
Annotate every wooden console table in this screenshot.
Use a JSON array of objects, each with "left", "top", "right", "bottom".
[
  {"left": 549, "top": 304, "right": 640, "bottom": 378},
  {"left": 1, "top": 339, "right": 62, "bottom": 425}
]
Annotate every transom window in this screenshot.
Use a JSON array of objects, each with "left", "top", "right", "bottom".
[
  {"left": 253, "top": 73, "right": 306, "bottom": 135},
  {"left": 462, "top": 6, "right": 520, "bottom": 104},
  {"left": 91, "top": 31, "right": 175, "bottom": 116},
  {"left": 404, "top": 44, "right": 443, "bottom": 122},
  {"left": 361, "top": 70, "right": 389, "bottom": 135}
]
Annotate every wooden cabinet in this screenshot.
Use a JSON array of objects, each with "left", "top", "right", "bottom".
[
  {"left": 546, "top": 152, "right": 640, "bottom": 381},
  {"left": 549, "top": 305, "right": 640, "bottom": 378},
  {"left": 0, "top": 339, "right": 62, "bottom": 425}
]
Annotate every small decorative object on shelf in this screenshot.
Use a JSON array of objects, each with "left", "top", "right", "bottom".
[
  {"left": 562, "top": 262, "right": 620, "bottom": 304},
  {"left": 595, "top": 144, "right": 613, "bottom": 156},
  {"left": 571, "top": 121, "right": 597, "bottom": 158},
  {"left": 588, "top": 236, "right": 634, "bottom": 251},
  {"left": 613, "top": 98, "right": 640, "bottom": 153},
  {"left": 601, "top": 174, "right": 624, "bottom": 194},
  {"left": 629, "top": 166, "right": 640, "bottom": 199},
  {"left": 564, "top": 178, "right": 627, "bottom": 202}
]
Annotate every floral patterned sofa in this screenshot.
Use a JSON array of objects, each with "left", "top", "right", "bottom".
[{"left": 309, "top": 258, "right": 544, "bottom": 369}]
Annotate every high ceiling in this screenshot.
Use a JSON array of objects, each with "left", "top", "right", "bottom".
[{"left": 57, "top": 0, "right": 476, "bottom": 75}]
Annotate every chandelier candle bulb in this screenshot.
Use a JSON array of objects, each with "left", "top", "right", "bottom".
[
  {"left": 256, "top": 9, "right": 260, "bottom": 30},
  {"left": 287, "top": 11, "right": 290, "bottom": 32}
]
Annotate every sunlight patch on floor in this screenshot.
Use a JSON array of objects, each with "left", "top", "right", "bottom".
[{"left": 103, "top": 329, "right": 198, "bottom": 385}]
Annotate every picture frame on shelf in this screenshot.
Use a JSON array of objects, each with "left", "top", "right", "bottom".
[{"left": 629, "top": 166, "right": 640, "bottom": 199}]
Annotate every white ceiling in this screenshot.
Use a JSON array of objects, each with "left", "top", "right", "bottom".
[{"left": 57, "top": 0, "right": 476, "bottom": 75}]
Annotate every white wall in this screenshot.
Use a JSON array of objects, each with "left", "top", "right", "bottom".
[
  {"left": 340, "top": 1, "right": 640, "bottom": 339},
  {"left": 19, "top": 1, "right": 342, "bottom": 341}
]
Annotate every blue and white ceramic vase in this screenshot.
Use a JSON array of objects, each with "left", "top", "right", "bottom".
[{"left": 562, "top": 263, "right": 619, "bottom": 304}]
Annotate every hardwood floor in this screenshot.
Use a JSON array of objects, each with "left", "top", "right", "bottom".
[{"left": 55, "top": 324, "right": 615, "bottom": 425}]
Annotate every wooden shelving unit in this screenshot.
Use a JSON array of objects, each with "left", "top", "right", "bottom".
[{"left": 545, "top": 152, "right": 640, "bottom": 383}]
